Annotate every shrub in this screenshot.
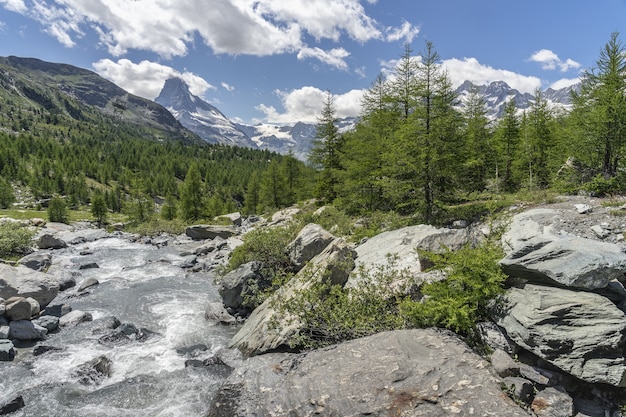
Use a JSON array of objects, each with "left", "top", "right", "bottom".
[
  {"left": 400, "top": 241, "right": 507, "bottom": 335},
  {"left": 0, "top": 222, "right": 35, "bottom": 257}
]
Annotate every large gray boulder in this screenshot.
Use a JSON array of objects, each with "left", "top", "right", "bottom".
[
  {"left": 9, "top": 320, "right": 47, "bottom": 340},
  {"left": 37, "top": 233, "right": 67, "bottom": 249},
  {"left": 209, "top": 329, "right": 528, "bottom": 417},
  {"left": 285, "top": 223, "right": 335, "bottom": 270},
  {"left": 229, "top": 238, "right": 355, "bottom": 356},
  {"left": 218, "top": 261, "right": 266, "bottom": 314},
  {"left": 186, "top": 225, "right": 236, "bottom": 240},
  {"left": 501, "top": 208, "right": 626, "bottom": 291},
  {"left": 17, "top": 252, "right": 52, "bottom": 271},
  {"left": 347, "top": 224, "right": 468, "bottom": 288},
  {"left": 0, "top": 263, "right": 60, "bottom": 308},
  {"left": 495, "top": 284, "right": 626, "bottom": 387}
]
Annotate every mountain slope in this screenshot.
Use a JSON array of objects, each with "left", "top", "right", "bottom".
[{"left": 0, "top": 56, "right": 197, "bottom": 143}]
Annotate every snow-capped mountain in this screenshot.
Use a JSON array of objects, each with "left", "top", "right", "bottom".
[
  {"left": 155, "top": 78, "right": 255, "bottom": 147},
  {"left": 455, "top": 80, "right": 576, "bottom": 119},
  {"left": 156, "top": 77, "right": 576, "bottom": 160}
]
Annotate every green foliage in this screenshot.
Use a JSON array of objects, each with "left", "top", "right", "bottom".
[
  {"left": 91, "top": 190, "right": 108, "bottom": 225},
  {"left": 400, "top": 241, "right": 507, "bottom": 335},
  {"left": 0, "top": 222, "right": 35, "bottom": 257},
  {"left": 125, "top": 217, "right": 187, "bottom": 236},
  {"left": 47, "top": 197, "right": 68, "bottom": 223},
  {"left": 160, "top": 194, "right": 178, "bottom": 220},
  {"left": 583, "top": 173, "right": 626, "bottom": 196},
  {"left": 275, "top": 261, "right": 411, "bottom": 350},
  {"left": 0, "top": 178, "right": 15, "bottom": 209},
  {"left": 180, "top": 163, "right": 205, "bottom": 221}
]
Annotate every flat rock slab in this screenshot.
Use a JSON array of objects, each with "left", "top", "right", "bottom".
[
  {"left": 186, "top": 225, "right": 237, "bottom": 240},
  {"left": 209, "top": 329, "right": 528, "bottom": 417}
]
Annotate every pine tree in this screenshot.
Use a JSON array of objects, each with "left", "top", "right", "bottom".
[
  {"left": 495, "top": 99, "right": 521, "bottom": 192},
  {"left": 0, "top": 177, "right": 15, "bottom": 209},
  {"left": 259, "top": 160, "right": 287, "bottom": 210},
  {"left": 160, "top": 194, "right": 178, "bottom": 220},
  {"left": 180, "top": 163, "right": 205, "bottom": 221},
  {"left": 243, "top": 174, "right": 260, "bottom": 215},
  {"left": 48, "top": 197, "right": 69, "bottom": 224},
  {"left": 91, "top": 189, "right": 108, "bottom": 226},
  {"left": 461, "top": 85, "right": 492, "bottom": 192}
]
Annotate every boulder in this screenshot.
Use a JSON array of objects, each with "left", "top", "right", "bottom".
[
  {"left": 477, "top": 321, "right": 518, "bottom": 354},
  {"left": 215, "top": 212, "right": 242, "bottom": 227},
  {"left": 72, "top": 355, "right": 112, "bottom": 385},
  {"left": 268, "top": 207, "right": 300, "bottom": 226},
  {"left": 59, "top": 310, "right": 93, "bottom": 327},
  {"left": 56, "top": 228, "right": 108, "bottom": 244},
  {"left": 218, "top": 261, "right": 266, "bottom": 314},
  {"left": 210, "top": 329, "right": 529, "bottom": 417},
  {"left": 193, "top": 237, "right": 227, "bottom": 255},
  {"left": 495, "top": 284, "right": 626, "bottom": 387},
  {"left": 491, "top": 348, "right": 520, "bottom": 378},
  {"left": 33, "top": 315, "right": 60, "bottom": 332},
  {"left": 77, "top": 277, "right": 99, "bottom": 292},
  {"left": 531, "top": 386, "right": 574, "bottom": 417},
  {"left": 186, "top": 225, "right": 236, "bottom": 240},
  {"left": 0, "top": 339, "right": 15, "bottom": 361},
  {"left": 348, "top": 224, "right": 469, "bottom": 288},
  {"left": 0, "top": 263, "right": 60, "bottom": 307},
  {"left": 502, "top": 377, "right": 534, "bottom": 404},
  {"left": 9, "top": 320, "right": 47, "bottom": 340},
  {"left": 0, "top": 395, "right": 24, "bottom": 415},
  {"left": 4, "top": 297, "right": 34, "bottom": 321},
  {"left": 204, "top": 302, "right": 237, "bottom": 325},
  {"left": 37, "top": 233, "right": 67, "bottom": 249},
  {"left": 285, "top": 223, "right": 335, "bottom": 270},
  {"left": 0, "top": 325, "right": 8, "bottom": 339},
  {"left": 229, "top": 238, "right": 356, "bottom": 356},
  {"left": 17, "top": 252, "right": 52, "bottom": 271}
]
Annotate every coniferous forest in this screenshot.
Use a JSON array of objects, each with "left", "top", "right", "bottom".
[{"left": 2, "top": 33, "right": 626, "bottom": 228}]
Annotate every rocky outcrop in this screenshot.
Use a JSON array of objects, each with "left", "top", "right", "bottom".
[
  {"left": 495, "top": 284, "right": 626, "bottom": 387},
  {"left": 217, "top": 261, "right": 266, "bottom": 315},
  {"left": 209, "top": 329, "right": 528, "bottom": 417},
  {"left": 229, "top": 238, "right": 355, "bottom": 356}
]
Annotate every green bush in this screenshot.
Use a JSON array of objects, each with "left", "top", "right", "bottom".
[
  {"left": 583, "top": 173, "right": 626, "bottom": 197},
  {"left": 0, "top": 222, "right": 35, "bottom": 257},
  {"left": 47, "top": 197, "right": 69, "bottom": 223},
  {"left": 400, "top": 241, "right": 506, "bottom": 335}
]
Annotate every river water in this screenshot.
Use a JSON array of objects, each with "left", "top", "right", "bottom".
[{"left": 0, "top": 234, "right": 238, "bottom": 416}]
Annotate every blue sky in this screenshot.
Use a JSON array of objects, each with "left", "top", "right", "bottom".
[{"left": 0, "top": 0, "right": 625, "bottom": 125}]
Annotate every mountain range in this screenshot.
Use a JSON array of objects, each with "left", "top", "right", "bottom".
[{"left": 157, "top": 77, "right": 576, "bottom": 160}]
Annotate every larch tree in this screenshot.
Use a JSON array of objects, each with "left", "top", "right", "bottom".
[{"left": 180, "top": 163, "right": 205, "bottom": 221}]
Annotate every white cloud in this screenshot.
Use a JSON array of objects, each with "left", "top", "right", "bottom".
[
  {"left": 255, "top": 86, "right": 364, "bottom": 124},
  {"left": 297, "top": 47, "right": 350, "bottom": 71},
  {"left": 530, "top": 49, "right": 581, "bottom": 72},
  {"left": 5, "top": 0, "right": 411, "bottom": 69},
  {"left": 549, "top": 77, "right": 580, "bottom": 90},
  {"left": 385, "top": 20, "right": 419, "bottom": 43},
  {"left": 221, "top": 82, "right": 235, "bottom": 92},
  {"left": 92, "top": 58, "right": 213, "bottom": 100},
  {"left": 443, "top": 57, "right": 542, "bottom": 94}
]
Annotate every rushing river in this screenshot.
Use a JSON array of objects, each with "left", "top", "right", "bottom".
[{"left": 0, "top": 234, "right": 238, "bottom": 417}]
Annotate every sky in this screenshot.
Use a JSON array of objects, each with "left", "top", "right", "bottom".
[{"left": 0, "top": 1, "right": 625, "bottom": 126}]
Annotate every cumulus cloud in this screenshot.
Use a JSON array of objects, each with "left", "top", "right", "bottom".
[
  {"left": 4, "top": 0, "right": 411, "bottom": 70},
  {"left": 297, "top": 47, "right": 350, "bottom": 71},
  {"left": 385, "top": 20, "right": 419, "bottom": 43},
  {"left": 221, "top": 82, "right": 235, "bottom": 92},
  {"left": 549, "top": 77, "right": 580, "bottom": 90},
  {"left": 530, "top": 49, "right": 581, "bottom": 72},
  {"left": 92, "top": 58, "right": 214, "bottom": 100},
  {"left": 255, "top": 86, "right": 364, "bottom": 124}
]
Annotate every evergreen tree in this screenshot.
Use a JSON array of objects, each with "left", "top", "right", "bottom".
[
  {"left": 520, "top": 89, "right": 554, "bottom": 189},
  {"left": 259, "top": 160, "right": 288, "bottom": 210},
  {"left": 91, "top": 189, "right": 108, "bottom": 225},
  {"left": 495, "top": 99, "right": 521, "bottom": 192},
  {"left": 571, "top": 31, "right": 626, "bottom": 178},
  {"left": 160, "top": 194, "right": 178, "bottom": 220},
  {"left": 243, "top": 174, "right": 260, "bottom": 215},
  {"left": 0, "top": 177, "right": 15, "bottom": 209},
  {"left": 180, "top": 163, "right": 205, "bottom": 221},
  {"left": 461, "top": 86, "right": 492, "bottom": 192},
  {"left": 309, "top": 91, "right": 343, "bottom": 202},
  {"left": 48, "top": 197, "right": 69, "bottom": 224}
]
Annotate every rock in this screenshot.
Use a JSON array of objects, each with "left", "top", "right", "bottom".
[
  {"left": 186, "top": 225, "right": 237, "bottom": 240},
  {"left": 56, "top": 228, "right": 108, "bottom": 244},
  {"left": 519, "top": 364, "right": 558, "bottom": 386},
  {"left": 0, "top": 325, "right": 8, "bottom": 339},
  {"left": 30, "top": 217, "right": 46, "bottom": 226},
  {"left": 210, "top": 329, "right": 528, "bottom": 417},
  {"left": 502, "top": 376, "right": 534, "bottom": 404},
  {"left": 0, "top": 339, "right": 16, "bottom": 361},
  {"left": 9, "top": 320, "right": 47, "bottom": 340},
  {"left": 33, "top": 345, "right": 64, "bottom": 356},
  {"left": 590, "top": 224, "right": 609, "bottom": 239},
  {"left": 205, "top": 302, "right": 237, "bottom": 325},
  {"left": 268, "top": 207, "right": 300, "bottom": 226},
  {"left": 495, "top": 284, "right": 626, "bottom": 387},
  {"left": 37, "top": 233, "right": 67, "bottom": 249},
  {"left": 4, "top": 297, "right": 34, "bottom": 321},
  {"left": 0, "top": 395, "right": 25, "bottom": 415},
  {"left": 491, "top": 348, "right": 519, "bottom": 378},
  {"left": 72, "top": 355, "right": 112, "bottom": 385},
  {"left": 77, "top": 277, "right": 99, "bottom": 292},
  {"left": 59, "top": 310, "right": 93, "bottom": 327},
  {"left": 477, "top": 321, "right": 518, "bottom": 354},
  {"left": 574, "top": 203, "right": 592, "bottom": 214},
  {"left": 193, "top": 237, "right": 226, "bottom": 255},
  {"left": 79, "top": 262, "right": 99, "bottom": 270},
  {"left": 57, "top": 273, "right": 77, "bottom": 291},
  {"left": 0, "top": 298, "right": 4, "bottom": 316},
  {"left": 531, "top": 386, "right": 574, "bottom": 417},
  {"left": 41, "top": 303, "right": 72, "bottom": 318},
  {"left": 218, "top": 261, "right": 267, "bottom": 314},
  {"left": 348, "top": 224, "right": 469, "bottom": 287},
  {"left": 33, "top": 315, "right": 60, "bottom": 332},
  {"left": 215, "top": 212, "right": 242, "bottom": 226},
  {"left": 17, "top": 252, "right": 52, "bottom": 271},
  {"left": 229, "top": 238, "right": 356, "bottom": 356},
  {"left": 0, "top": 263, "right": 60, "bottom": 308},
  {"left": 285, "top": 223, "right": 335, "bottom": 270}
]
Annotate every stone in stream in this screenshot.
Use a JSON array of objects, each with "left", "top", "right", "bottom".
[
  {"left": 0, "top": 263, "right": 60, "bottom": 308},
  {"left": 0, "top": 395, "right": 25, "bottom": 415},
  {"left": 0, "top": 339, "right": 16, "bottom": 361},
  {"left": 76, "top": 277, "right": 99, "bottom": 292},
  {"left": 72, "top": 355, "right": 112, "bottom": 385},
  {"left": 4, "top": 297, "right": 35, "bottom": 321},
  {"left": 8, "top": 320, "right": 48, "bottom": 340}
]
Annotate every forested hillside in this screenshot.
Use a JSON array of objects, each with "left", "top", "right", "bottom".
[
  {"left": 0, "top": 57, "right": 315, "bottom": 224},
  {"left": 310, "top": 34, "right": 626, "bottom": 224}
]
